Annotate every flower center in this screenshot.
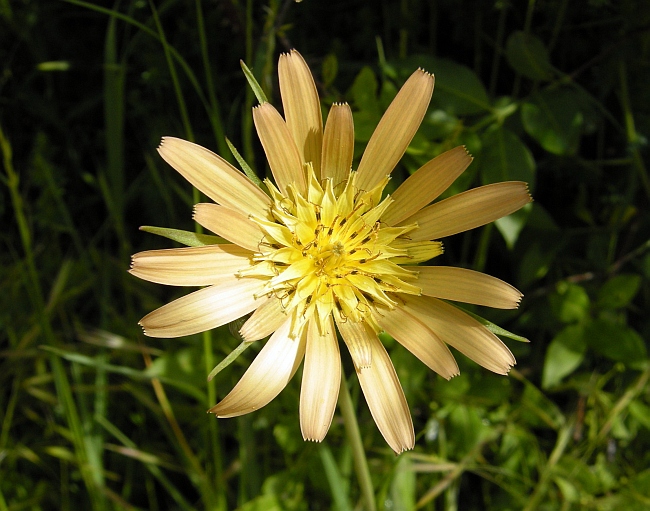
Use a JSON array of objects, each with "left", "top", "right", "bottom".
[{"left": 239, "top": 165, "right": 442, "bottom": 335}]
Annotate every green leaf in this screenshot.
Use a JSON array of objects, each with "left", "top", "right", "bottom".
[
  {"left": 597, "top": 274, "right": 642, "bottom": 310},
  {"left": 542, "top": 324, "right": 587, "bottom": 388},
  {"left": 226, "top": 137, "right": 263, "bottom": 188},
  {"left": 321, "top": 53, "right": 339, "bottom": 88},
  {"left": 505, "top": 31, "right": 553, "bottom": 81},
  {"left": 586, "top": 319, "right": 647, "bottom": 363},
  {"left": 495, "top": 204, "right": 532, "bottom": 249},
  {"left": 139, "top": 226, "right": 226, "bottom": 247},
  {"left": 549, "top": 282, "right": 590, "bottom": 324},
  {"left": 393, "top": 55, "right": 490, "bottom": 115},
  {"left": 350, "top": 66, "right": 379, "bottom": 115},
  {"left": 522, "top": 89, "right": 584, "bottom": 155},
  {"left": 240, "top": 59, "right": 268, "bottom": 104},
  {"left": 479, "top": 127, "right": 536, "bottom": 186},
  {"left": 478, "top": 127, "right": 536, "bottom": 247},
  {"left": 319, "top": 444, "right": 352, "bottom": 511},
  {"left": 390, "top": 453, "right": 416, "bottom": 511},
  {"left": 207, "top": 340, "right": 252, "bottom": 381},
  {"left": 455, "top": 306, "right": 530, "bottom": 343}
]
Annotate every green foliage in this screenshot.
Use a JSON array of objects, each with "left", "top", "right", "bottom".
[{"left": 2, "top": 0, "right": 650, "bottom": 510}]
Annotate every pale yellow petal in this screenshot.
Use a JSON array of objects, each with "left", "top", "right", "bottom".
[
  {"left": 253, "top": 103, "right": 306, "bottom": 195},
  {"left": 208, "top": 317, "right": 306, "bottom": 417},
  {"left": 417, "top": 266, "right": 523, "bottom": 309},
  {"left": 300, "top": 317, "right": 340, "bottom": 442},
  {"left": 404, "top": 182, "right": 532, "bottom": 241},
  {"left": 334, "top": 310, "right": 371, "bottom": 369},
  {"left": 357, "top": 334, "right": 415, "bottom": 454},
  {"left": 321, "top": 103, "right": 354, "bottom": 186},
  {"left": 139, "top": 276, "right": 267, "bottom": 338},
  {"left": 356, "top": 69, "right": 434, "bottom": 191},
  {"left": 239, "top": 296, "right": 288, "bottom": 342},
  {"left": 382, "top": 146, "right": 473, "bottom": 225},
  {"left": 157, "top": 137, "right": 270, "bottom": 218},
  {"left": 129, "top": 245, "right": 252, "bottom": 286},
  {"left": 376, "top": 307, "right": 459, "bottom": 379},
  {"left": 403, "top": 295, "right": 515, "bottom": 375},
  {"left": 279, "top": 50, "right": 323, "bottom": 175},
  {"left": 193, "top": 203, "right": 266, "bottom": 252}
]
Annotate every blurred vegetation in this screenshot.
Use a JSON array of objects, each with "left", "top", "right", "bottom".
[{"left": 1, "top": 0, "right": 650, "bottom": 509}]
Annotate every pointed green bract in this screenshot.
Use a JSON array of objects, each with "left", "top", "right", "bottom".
[{"left": 139, "top": 226, "right": 226, "bottom": 247}]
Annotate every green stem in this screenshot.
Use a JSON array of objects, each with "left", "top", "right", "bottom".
[
  {"left": 339, "top": 373, "right": 376, "bottom": 511},
  {"left": 522, "top": 421, "right": 573, "bottom": 511},
  {"left": 618, "top": 61, "right": 650, "bottom": 200},
  {"left": 148, "top": 0, "right": 194, "bottom": 141}
]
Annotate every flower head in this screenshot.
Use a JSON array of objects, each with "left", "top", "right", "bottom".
[{"left": 130, "top": 50, "right": 531, "bottom": 453}]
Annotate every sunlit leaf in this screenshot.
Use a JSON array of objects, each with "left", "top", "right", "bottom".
[
  {"left": 597, "top": 274, "right": 641, "bottom": 310},
  {"left": 542, "top": 324, "right": 586, "bottom": 389},
  {"left": 522, "top": 89, "right": 584, "bottom": 155}
]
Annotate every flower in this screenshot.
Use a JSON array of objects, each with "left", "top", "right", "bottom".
[{"left": 130, "top": 50, "right": 531, "bottom": 453}]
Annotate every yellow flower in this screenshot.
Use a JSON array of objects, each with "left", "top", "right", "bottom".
[{"left": 130, "top": 50, "right": 531, "bottom": 453}]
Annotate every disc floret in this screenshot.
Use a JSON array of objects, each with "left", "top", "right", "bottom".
[{"left": 240, "top": 165, "right": 430, "bottom": 336}]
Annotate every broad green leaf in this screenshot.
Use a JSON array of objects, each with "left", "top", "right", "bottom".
[
  {"left": 549, "top": 282, "right": 590, "bottom": 324},
  {"left": 597, "top": 274, "right": 641, "bottom": 310},
  {"left": 321, "top": 53, "right": 338, "bottom": 87},
  {"left": 495, "top": 204, "right": 532, "bottom": 249},
  {"left": 542, "top": 324, "right": 586, "bottom": 388},
  {"left": 395, "top": 55, "right": 490, "bottom": 115},
  {"left": 350, "top": 66, "right": 379, "bottom": 115},
  {"left": 477, "top": 128, "right": 536, "bottom": 246},
  {"left": 505, "top": 31, "right": 553, "bottom": 81},
  {"left": 628, "top": 400, "right": 650, "bottom": 430},
  {"left": 480, "top": 127, "right": 536, "bottom": 186},
  {"left": 586, "top": 319, "right": 647, "bottom": 363},
  {"left": 139, "top": 226, "right": 226, "bottom": 246},
  {"left": 522, "top": 89, "right": 584, "bottom": 155}
]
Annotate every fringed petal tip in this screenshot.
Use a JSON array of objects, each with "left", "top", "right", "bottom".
[
  {"left": 444, "top": 369, "right": 461, "bottom": 381},
  {"left": 302, "top": 435, "right": 325, "bottom": 443},
  {"left": 416, "top": 67, "right": 435, "bottom": 80}
]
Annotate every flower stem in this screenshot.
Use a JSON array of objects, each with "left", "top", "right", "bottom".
[{"left": 339, "top": 372, "right": 376, "bottom": 511}]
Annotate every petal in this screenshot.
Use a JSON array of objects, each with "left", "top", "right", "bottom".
[
  {"left": 382, "top": 146, "right": 473, "bottom": 225},
  {"left": 403, "top": 295, "right": 515, "bottom": 375},
  {"left": 404, "top": 182, "right": 532, "bottom": 241},
  {"left": 139, "top": 276, "right": 267, "bottom": 338},
  {"left": 253, "top": 103, "right": 306, "bottom": 195},
  {"left": 356, "top": 69, "right": 434, "bottom": 191},
  {"left": 334, "top": 310, "right": 371, "bottom": 369},
  {"left": 321, "top": 103, "right": 354, "bottom": 186},
  {"left": 278, "top": 50, "right": 323, "bottom": 175},
  {"left": 208, "top": 316, "right": 306, "bottom": 417},
  {"left": 417, "top": 266, "right": 523, "bottom": 309},
  {"left": 193, "top": 203, "right": 266, "bottom": 252},
  {"left": 356, "top": 334, "right": 415, "bottom": 454},
  {"left": 300, "top": 317, "right": 341, "bottom": 442},
  {"left": 157, "top": 137, "right": 270, "bottom": 218},
  {"left": 376, "top": 307, "right": 459, "bottom": 379},
  {"left": 239, "top": 296, "right": 288, "bottom": 342},
  {"left": 129, "top": 244, "right": 252, "bottom": 286}
]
